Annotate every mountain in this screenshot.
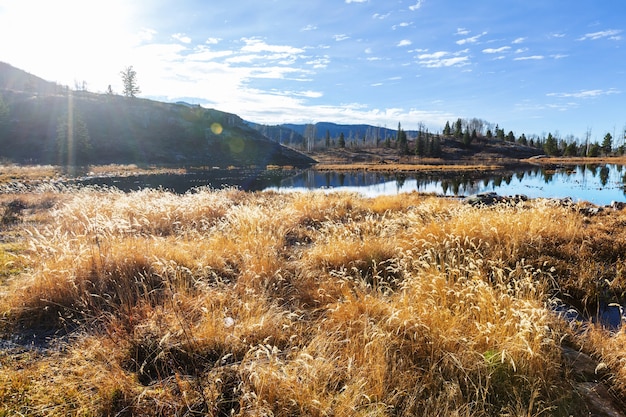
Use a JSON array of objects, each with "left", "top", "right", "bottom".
[
  {"left": 247, "top": 121, "right": 399, "bottom": 147},
  {"left": 0, "top": 62, "right": 315, "bottom": 167}
]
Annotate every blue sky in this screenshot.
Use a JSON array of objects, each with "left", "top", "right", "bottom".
[{"left": 1, "top": 0, "right": 624, "bottom": 143}]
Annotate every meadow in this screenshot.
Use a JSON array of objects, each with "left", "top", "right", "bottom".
[{"left": 1, "top": 182, "right": 626, "bottom": 416}]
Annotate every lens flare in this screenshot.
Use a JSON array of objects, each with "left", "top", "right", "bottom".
[{"left": 210, "top": 122, "right": 223, "bottom": 135}]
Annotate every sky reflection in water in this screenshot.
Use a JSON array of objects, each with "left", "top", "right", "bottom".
[{"left": 268, "top": 164, "right": 626, "bottom": 206}]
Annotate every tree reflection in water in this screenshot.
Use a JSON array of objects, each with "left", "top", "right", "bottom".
[{"left": 73, "top": 164, "right": 626, "bottom": 205}]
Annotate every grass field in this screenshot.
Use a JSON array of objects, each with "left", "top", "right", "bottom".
[{"left": 1, "top": 183, "right": 626, "bottom": 416}]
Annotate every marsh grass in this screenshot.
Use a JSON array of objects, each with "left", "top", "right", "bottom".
[{"left": 1, "top": 186, "right": 625, "bottom": 415}]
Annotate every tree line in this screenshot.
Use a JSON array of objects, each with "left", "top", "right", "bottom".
[{"left": 293, "top": 116, "right": 626, "bottom": 158}]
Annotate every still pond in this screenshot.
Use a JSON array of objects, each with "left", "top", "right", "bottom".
[{"left": 73, "top": 164, "right": 626, "bottom": 206}]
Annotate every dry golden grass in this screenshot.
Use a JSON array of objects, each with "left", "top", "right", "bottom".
[
  {"left": 1, "top": 185, "right": 625, "bottom": 416},
  {"left": 0, "top": 164, "right": 61, "bottom": 184}
]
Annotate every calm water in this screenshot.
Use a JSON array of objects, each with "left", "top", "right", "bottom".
[
  {"left": 267, "top": 164, "right": 626, "bottom": 205},
  {"left": 73, "top": 164, "right": 626, "bottom": 206}
]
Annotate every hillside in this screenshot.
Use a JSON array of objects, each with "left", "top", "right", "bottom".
[
  {"left": 249, "top": 121, "right": 545, "bottom": 163},
  {"left": 0, "top": 62, "right": 315, "bottom": 167}
]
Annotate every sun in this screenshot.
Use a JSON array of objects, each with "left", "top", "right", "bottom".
[{"left": 0, "top": 0, "right": 140, "bottom": 91}]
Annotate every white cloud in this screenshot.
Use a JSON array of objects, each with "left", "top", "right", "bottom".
[
  {"left": 512, "top": 37, "right": 526, "bottom": 44},
  {"left": 205, "top": 37, "right": 221, "bottom": 45},
  {"left": 513, "top": 55, "right": 544, "bottom": 61},
  {"left": 547, "top": 89, "right": 620, "bottom": 98},
  {"left": 417, "top": 51, "right": 470, "bottom": 68},
  {"left": 455, "top": 28, "right": 470, "bottom": 36},
  {"left": 409, "top": 0, "right": 424, "bottom": 11},
  {"left": 137, "top": 28, "right": 157, "bottom": 42},
  {"left": 551, "top": 54, "right": 568, "bottom": 59},
  {"left": 514, "top": 47, "right": 529, "bottom": 54},
  {"left": 397, "top": 39, "right": 412, "bottom": 47},
  {"left": 578, "top": 29, "right": 622, "bottom": 41},
  {"left": 172, "top": 33, "right": 192, "bottom": 44},
  {"left": 186, "top": 46, "right": 233, "bottom": 62},
  {"left": 456, "top": 31, "right": 487, "bottom": 45},
  {"left": 482, "top": 46, "right": 510, "bottom": 54},
  {"left": 393, "top": 22, "right": 412, "bottom": 30},
  {"left": 288, "top": 90, "right": 323, "bottom": 98},
  {"left": 240, "top": 38, "right": 304, "bottom": 54},
  {"left": 345, "top": 0, "right": 367, "bottom": 3},
  {"left": 306, "top": 56, "right": 330, "bottom": 69},
  {"left": 334, "top": 34, "right": 350, "bottom": 41},
  {"left": 301, "top": 24, "right": 317, "bottom": 31},
  {"left": 373, "top": 12, "right": 391, "bottom": 19}
]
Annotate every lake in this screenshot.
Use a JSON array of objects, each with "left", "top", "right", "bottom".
[{"left": 72, "top": 164, "right": 626, "bottom": 206}]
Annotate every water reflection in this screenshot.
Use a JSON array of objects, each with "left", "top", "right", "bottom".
[
  {"left": 69, "top": 164, "right": 626, "bottom": 206},
  {"left": 71, "top": 168, "right": 296, "bottom": 194},
  {"left": 268, "top": 164, "right": 626, "bottom": 205}
]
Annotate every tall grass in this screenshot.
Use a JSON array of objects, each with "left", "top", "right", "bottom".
[{"left": 1, "top": 186, "right": 625, "bottom": 415}]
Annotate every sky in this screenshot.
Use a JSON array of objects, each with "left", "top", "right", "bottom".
[{"left": 1, "top": 0, "right": 625, "bottom": 143}]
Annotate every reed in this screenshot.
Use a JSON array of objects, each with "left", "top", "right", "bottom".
[{"left": 1, "top": 185, "right": 625, "bottom": 416}]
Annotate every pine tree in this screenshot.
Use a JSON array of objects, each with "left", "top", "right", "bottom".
[
  {"left": 398, "top": 128, "right": 409, "bottom": 155},
  {"left": 506, "top": 131, "right": 515, "bottom": 142},
  {"left": 415, "top": 135, "right": 425, "bottom": 157},
  {"left": 587, "top": 142, "right": 600, "bottom": 157},
  {"left": 454, "top": 118, "right": 463, "bottom": 138},
  {"left": 543, "top": 133, "right": 558, "bottom": 156},
  {"left": 120, "top": 66, "right": 141, "bottom": 98},
  {"left": 602, "top": 133, "right": 613, "bottom": 155},
  {"left": 338, "top": 132, "right": 345, "bottom": 148},
  {"left": 462, "top": 128, "right": 472, "bottom": 147}
]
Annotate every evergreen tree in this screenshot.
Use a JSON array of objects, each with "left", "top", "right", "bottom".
[
  {"left": 398, "top": 128, "right": 409, "bottom": 155},
  {"left": 506, "top": 131, "right": 515, "bottom": 142},
  {"left": 431, "top": 136, "right": 442, "bottom": 157},
  {"left": 325, "top": 130, "right": 331, "bottom": 148},
  {"left": 602, "top": 133, "right": 613, "bottom": 155},
  {"left": 496, "top": 127, "right": 505, "bottom": 141},
  {"left": 415, "top": 135, "right": 425, "bottom": 157},
  {"left": 518, "top": 133, "right": 527, "bottom": 146},
  {"left": 587, "top": 142, "right": 600, "bottom": 157},
  {"left": 462, "top": 128, "right": 472, "bottom": 147},
  {"left": 543, "top": 133, "right": 559, "bottom": 156},
  {"left": 454, "top": 118, "right": 463, "bottom": 138},
  {"left": 338, "top": 132, "right": 345, "bottom": 148},
  {"left": 443, "top": 121, "right": 451, "bottom": 136},
  {"left": 486, "top": 129, "right": 493, "bottom": 139},
  {"left": 120, "top": 66, "right": 141, "bottom": 98},
  {"left": 564, "top": 142, "right": 578, "bottom": 156}
]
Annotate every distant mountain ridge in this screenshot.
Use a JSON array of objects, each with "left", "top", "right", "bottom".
[
  {"left": 247, "top": 121, "right": 422, "bottom": 148},
  {"left": 0, "top": 62, "right": 315, "bottom": 167}
]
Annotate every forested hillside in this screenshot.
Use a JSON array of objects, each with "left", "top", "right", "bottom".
[{"left": 0, "top": 62, "right": 315, "bottom": 167}]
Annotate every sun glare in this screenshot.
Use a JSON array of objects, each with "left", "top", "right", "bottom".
[{"left": 0, "top": 0, "right": 139, "bottom": 91}]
